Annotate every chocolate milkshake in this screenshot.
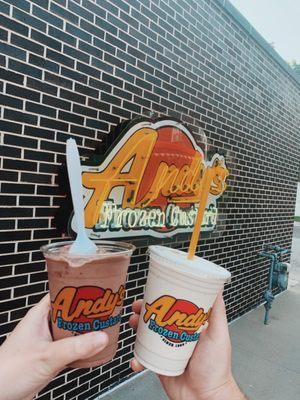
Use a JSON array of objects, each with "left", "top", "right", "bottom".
[{"left": 42, "top": 240, "right": 135, "bottom": 368}]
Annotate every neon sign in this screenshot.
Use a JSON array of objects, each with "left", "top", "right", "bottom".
[{"left": 70, "top": 117, "right": 229, "bottom": 239}]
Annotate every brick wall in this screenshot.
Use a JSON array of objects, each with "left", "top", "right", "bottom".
[{"left": 1, "top": 0, "right": 300, "bottom": 399}]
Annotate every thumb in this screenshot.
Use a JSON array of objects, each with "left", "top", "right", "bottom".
[
  {"left": 206, "top": 292, "right": 230, "bottom": 342},
  {"left": 46, "top": 331, "right": 109, "bottom": 373}
]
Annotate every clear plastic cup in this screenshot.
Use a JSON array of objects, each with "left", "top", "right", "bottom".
[
  {"left": 134, "top": 245, "right": 231, "bottom": 376},
  {"left": 42, "top": 240, "right": 135, "bottom": 368}
]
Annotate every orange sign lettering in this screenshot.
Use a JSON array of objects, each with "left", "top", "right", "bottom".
[{"left": 70, "top": 118, "right": 229, "bottom": 238}]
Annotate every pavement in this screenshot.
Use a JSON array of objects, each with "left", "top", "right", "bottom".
[
  {"left": 99, "top": 225, "right": 300, "bottom": 400},
  {"left": 290, "top": 223, "right": 300, "bottom": 284}
]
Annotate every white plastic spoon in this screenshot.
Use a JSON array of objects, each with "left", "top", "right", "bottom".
[{"left": 66, "top": 138, "right": 97, "bottom": 255}]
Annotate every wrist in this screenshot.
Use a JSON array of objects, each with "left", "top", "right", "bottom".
[{"left": 198, "top": 376, "right": 246, "bottom": 400}]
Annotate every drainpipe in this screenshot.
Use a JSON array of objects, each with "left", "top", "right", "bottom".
[{"left": 259, "top": 251, "right": 276, "bottom": 325}]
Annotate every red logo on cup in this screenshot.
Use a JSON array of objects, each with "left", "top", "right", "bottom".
[
  {"left": 51, "top": 285, "right": 125, "bottom": 325},
  {"left": 143, "top": 295, "right": 211, "bottom": 343}
]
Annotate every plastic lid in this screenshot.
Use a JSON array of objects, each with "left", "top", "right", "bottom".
[
  {"left": 149, "top": 245, "right": 231, "bottom": 283},
  {"left": 41, "top": 240, "right": 135, "bottom": 268}
]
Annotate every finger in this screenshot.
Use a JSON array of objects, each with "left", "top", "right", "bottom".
[
  {"left": 45, "top": 331, "right": 109, "bottom": 373},
  {"left": 206, "top": 292, "right": 230, "bottom": 341},
  {"left": 130, "top": 357, "right": 145, "bottom": 372},
  {"left": 24, "top": 294, "right": 50, "bottom": 320},
  {"left": 37, "top": 293, "right": 51, "bottom": 309},
  {"left": 190, "top": 292, "right": 229, "bottom": 363},
  {"left": 129, "top": 314, "right": 139, "bottom": 330},
  {"left": 132, "top": 299, "right": 143, "bottom": 314},
  {"left": 201, "top": 321, "right": 209, "bottom": 333},
  {"left": 16, "top": 294, "right": 51, "bottom": 335}
]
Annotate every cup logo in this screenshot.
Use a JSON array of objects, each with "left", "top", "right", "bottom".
[
  {"left": 143, "top": 295, "right": 210, "bottom": 346},
  {"left": 51, "top": 285, "right": 125, "bottom": 333}
]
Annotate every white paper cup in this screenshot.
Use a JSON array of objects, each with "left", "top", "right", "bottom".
[{"left": 134, "top": 245, "right": 231, "bottom": 376}]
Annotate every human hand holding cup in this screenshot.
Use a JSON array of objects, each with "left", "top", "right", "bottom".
[
  {"left": 130, "top": 291, "right": 246, "bottom": 400},
  {"left": 42, "top": 140, "right": 136, "bottom": 369},
  {"left": 42, "top": 240, "right": 135, "bottom": 368},
  {"left": 132, "top": 246, "right": 231, "bottom": 376}
]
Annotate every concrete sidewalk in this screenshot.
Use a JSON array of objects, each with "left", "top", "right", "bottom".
[
  {"left": 231, "top": 283, "right": 300, "bottom": 399},
  {"left": 100, "top": 227, "right": 300, "bottom": 400},
  {"left": 231, "top": 226, "right": 300, "bottom": 399}
]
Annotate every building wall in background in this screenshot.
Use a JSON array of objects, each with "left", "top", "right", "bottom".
[
  {"left": 295, "top": 183, "right": 300, "bottom": 216},
  {"left": 0, "top": 0, "right": 299, "bottom": 399}
]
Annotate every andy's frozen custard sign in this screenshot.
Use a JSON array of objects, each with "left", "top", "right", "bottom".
[{"left": 71, "top": 117, "right": 228, "bottom": 239}]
